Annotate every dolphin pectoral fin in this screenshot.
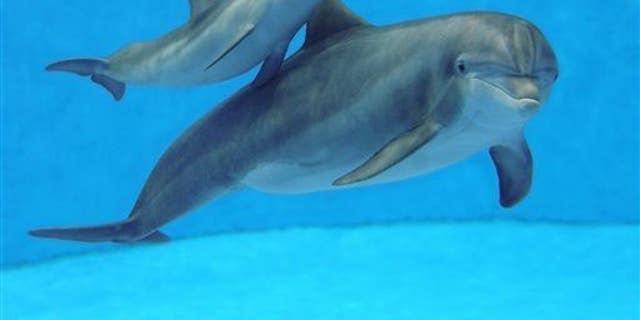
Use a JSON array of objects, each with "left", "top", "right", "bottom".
[
  {"left": 205, "top": 24, "right": 256, "bottom": 71},
  {"left": 91, "top": 74, "right": 126, "bottom": 101},
  {"left": 333, "top": 121, "right": 442, "bottom": 186},
  {"left": 490, "top": 134, "right": 533, "bottom": 208},
  {"left": 252, "top": 42, "right": 288, "bottom": 87},
  {"left": 46, "top": 58, "right": 125, "bottom": 101}
]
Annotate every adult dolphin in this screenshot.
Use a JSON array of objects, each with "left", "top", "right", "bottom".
[
  {"left": 46, "top": 0, "right": 323, "bottom": 100},
  {"left": 31, "top": 0, "right": 559, "bottom": 243}
]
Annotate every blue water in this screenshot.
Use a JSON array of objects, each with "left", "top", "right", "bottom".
[{"left": 1, "top": 0, "right": 638, "bottom": 319}]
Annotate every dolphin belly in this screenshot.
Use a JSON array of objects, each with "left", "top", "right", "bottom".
[
  {"left": 195, "top": 1, "right": 320, "bottom": 84},
  {"left": 129, "top": 0, "right": 317, "bottom": 86},
  {"left": 105, "top": 0, "right": 318, "bottom": 87},
  {"left": 243, "top": 119, "right": 507, "bottom": 194},
  {"left": 117, "top": 27, "right": 273, "bottom": 86}
]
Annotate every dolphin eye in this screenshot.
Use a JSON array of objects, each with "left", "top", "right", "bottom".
[{"left": 456, "top": 60, "right": 467, "bottom": 74}]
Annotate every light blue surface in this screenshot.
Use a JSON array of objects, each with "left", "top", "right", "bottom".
[
  {"left": 3, "top": 222, "right": 639, "bottom": 320},
  {"left": 1, "top": 1, "right": 638, "bottom": 316}
]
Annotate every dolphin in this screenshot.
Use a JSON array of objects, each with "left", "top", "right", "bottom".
[
  {"left": 30, "top": 0, "right": 559, "bottom": 243},
  {"left": 45, "top": 0, "right": 323, "bottom": 101}
]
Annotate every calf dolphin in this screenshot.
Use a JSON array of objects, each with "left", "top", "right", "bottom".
[
  {"left": 46, "top": 0, "right": 322, "bottom": 101},
  {"left": 31, "top": 0, "right": 558, "bottom": 243}
]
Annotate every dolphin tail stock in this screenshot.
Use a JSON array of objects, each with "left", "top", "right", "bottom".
[
  {"left": 46, "top": 58, "right": 126, "bottom": 101},
  {"left": 29, "top": 218, "right": 170, "bottom": 244}
]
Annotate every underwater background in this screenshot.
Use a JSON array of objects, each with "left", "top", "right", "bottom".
[{"left": 1, "top": 0, "right": 638, "bottom": 319}]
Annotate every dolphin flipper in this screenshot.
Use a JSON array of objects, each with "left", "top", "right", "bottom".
[
  {"left": 46, "top": 58, "right": 126, "bottom": 101},
  {"left": 334, "top": 121, "right": 442, "bottom": 186},
  {"left": 205, "top": 24, "right": 256, "bottom": 70},
  {"left": 29, "top": 218, "right": 169, "bottom": 243},
  {"left": 490, "top": 134, "right": 533, "bottom": 208},
  {"left": 252, "top": 41, "right": 288, "bottom": 87}
]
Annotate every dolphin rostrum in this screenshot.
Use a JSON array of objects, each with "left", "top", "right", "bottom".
[
  {"left": 31, "top": 0, "right": 559, "bottom": 243},
  {"left": 45, "top": 0, "right": 323, "bottom": 101}
]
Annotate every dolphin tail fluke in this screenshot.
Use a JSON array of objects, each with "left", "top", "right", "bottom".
[
  {"left": 29, "top": 218, "right": 170, "bottom": 244},
  {"left": 46, "top": 58, "right": 126, "bottom": 101},
  {"left": 90, "top": 74, "right": 126, "bottom": 101},
  {"left": 137, "top": 230, "right": 171, "bottom": 243},
  {"left": 46, "top": 58, "right": 105, "bottom": 76}
]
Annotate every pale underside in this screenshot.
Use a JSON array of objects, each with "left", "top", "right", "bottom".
[
  {"left": 110, "top": 0, "right": 319, "bottom": 86},
  {"left": 243, "top": 93, "right": 519, "bottom": 194}
]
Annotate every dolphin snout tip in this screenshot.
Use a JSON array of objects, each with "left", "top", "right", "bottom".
[
  {"left": 513, "top": 98, "right": 541, "bottom": 117},
  {"left": 518, "top": 98, "right": 540, "bottom": 110}
]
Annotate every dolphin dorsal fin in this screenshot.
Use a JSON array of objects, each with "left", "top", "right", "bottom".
[
  {"left": 304, "top": 0, "right": 370, "bottom": 48},
  {"left": 189, "top": 0, "right": 215, "bottom": 18}
]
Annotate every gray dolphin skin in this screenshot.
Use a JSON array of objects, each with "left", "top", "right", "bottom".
[
  {"left": 31, "top": 0, "right": 558, "bottom": 243},
  {"left": 45, "top": 0, "right": 323, "bottom": 101}
]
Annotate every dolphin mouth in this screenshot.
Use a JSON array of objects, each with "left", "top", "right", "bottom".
[
  {"left": 517, "top": 98, "right": 541, "bottom": 109},
  {"left": 474, "top": 78, "right": 541, "bottom": 111}
]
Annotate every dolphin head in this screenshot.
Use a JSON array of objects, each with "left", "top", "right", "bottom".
[{"left": 451, "top": 15, "right": 559, "bottom": 129}]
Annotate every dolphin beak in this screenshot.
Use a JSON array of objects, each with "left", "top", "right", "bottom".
[
  {"left": 518, "top": 98, "right": 540, "bottom": 108},
  {"left": 486, "top": 76, "right": 542, "bottom": 114},
  {"left": 516, "top": 98, "right": 541, "bottom": 115}
]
